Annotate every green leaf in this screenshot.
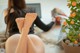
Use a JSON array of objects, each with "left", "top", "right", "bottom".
[{"left": 71, "top": 39, "right": 76, "bottom": 42}]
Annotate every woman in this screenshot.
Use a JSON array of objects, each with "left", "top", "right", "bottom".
[{"left": 4, "top": 0, "right": 55, "bottom": 53}]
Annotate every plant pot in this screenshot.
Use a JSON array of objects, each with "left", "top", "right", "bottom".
[{"left": 62, "top": 40, "right": 80, "bottom": 53}]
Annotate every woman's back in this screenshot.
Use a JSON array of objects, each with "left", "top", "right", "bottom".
[
  {"left": 4, "top": 7, "right": 54, "bottom": 36},
  {"left": 4, "top": 7, "right": 36, "bottom": 36}
]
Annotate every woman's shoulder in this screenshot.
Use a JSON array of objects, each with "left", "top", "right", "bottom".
[
  {"left": 3, "top": 8, "right": 14, "bottom": 17},
  {"left": 3, "top": 9, "right": 8, "bottom": 17}
]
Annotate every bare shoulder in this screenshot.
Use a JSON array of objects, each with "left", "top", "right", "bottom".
[
  {"left": 3, "top": 9, "right": 8, "bottom": 17},
  {"left": 3, "top": 8, "right": 14, "bottom": 17}
]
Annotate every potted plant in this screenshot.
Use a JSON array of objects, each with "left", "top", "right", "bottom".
[{"left": 62, "top": 0, "right": 80, "bottom": 53}]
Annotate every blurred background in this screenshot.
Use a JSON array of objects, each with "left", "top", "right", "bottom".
[
  {"left": 0, "top": 0, "right": 70, "bottom": 53},
  {"left": 0, "top": 0, "right": 70, "bottom": 32}
]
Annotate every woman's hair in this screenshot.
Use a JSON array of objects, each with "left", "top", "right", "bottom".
[
  {"left": 5, "top": 0, "right": 26, "bottom": 36},
  {"left": 8, "top": 0, "right": 26, "bottom": 9}
]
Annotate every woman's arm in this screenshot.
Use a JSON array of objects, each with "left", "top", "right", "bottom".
[{"left": 34, "top": 16, "right": 55, "bottom": 32}]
